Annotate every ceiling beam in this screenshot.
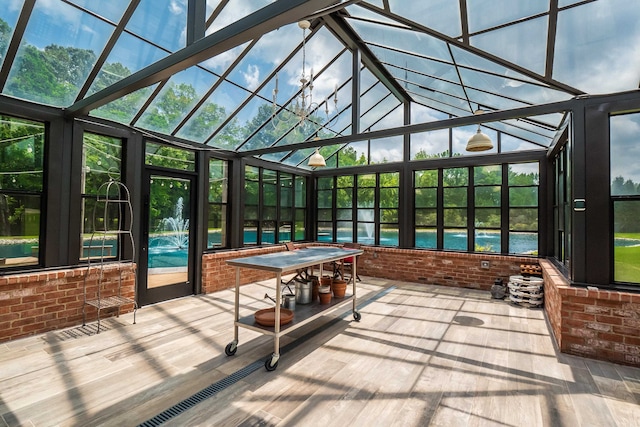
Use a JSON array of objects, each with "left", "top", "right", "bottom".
[
  {"left": 322, "top": 14, "right": 411, "bottom": 104},
  {"left": 66, "top": 0, "right": 340, "bottom": 117},
  {"left": 240, "top": 98, "right": 577, "bottom": 156}
]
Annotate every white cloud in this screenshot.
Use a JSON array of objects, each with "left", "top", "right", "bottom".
[
  {"left": 169, "top": 1, "right": 185, "bottom": 15},
  {"left": 242, "top": 64, "right": 260, "bottom": 90}
]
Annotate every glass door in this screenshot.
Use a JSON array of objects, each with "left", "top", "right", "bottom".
[{"left": 139, "top": 173, "right": 195, "bottom": 305}]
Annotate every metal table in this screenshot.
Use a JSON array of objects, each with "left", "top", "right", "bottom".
[{"left": 225, "top": 246, "right": 364, "bottom": 371}]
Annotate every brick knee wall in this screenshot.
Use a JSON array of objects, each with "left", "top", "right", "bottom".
[
  {"left": 0, "top": 263, "right": 136, "bottom": 343},
  {"left": 201, "top": 246, "right": 282, "bottom": 293},
  {"left": 202, "top": 245, "right": 537, "bottom": 293},
  {"left": 541, "top": 259, "right": 640, "bottom": 366}
]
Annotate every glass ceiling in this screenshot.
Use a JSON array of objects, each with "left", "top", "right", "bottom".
[{"left": 0, "top": 0, "right": 638, "bottom": 169}]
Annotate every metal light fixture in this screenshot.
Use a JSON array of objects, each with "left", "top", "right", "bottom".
[
  {"left": 465, "top": 107, "right": 493, "bottom": 152},
  {"left": 271, "top": 20, "right": 338, "bottom": 131},
  {"left": 308, "top": 147, "right": 326, "bottom": 167}
]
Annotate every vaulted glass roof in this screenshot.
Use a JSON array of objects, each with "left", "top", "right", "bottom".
[{"left": 0, "top": 0, "right": 638, "bottom": 169}]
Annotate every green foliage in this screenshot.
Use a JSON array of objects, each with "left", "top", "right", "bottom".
[
  {"left": 139, "top": 83, "right": 198, "bottom": 133},
  {"left": 145, "top": 142, "right": 195, "bottom": 171},
  {"left": 414, "top": 149, "right": 450, "bottom": 160},
  {"left": 82, "top": 133, "right": 121, "bottom": 194},
  {"left": 6, "top": 44, "right": 96, "bottom": 105}
]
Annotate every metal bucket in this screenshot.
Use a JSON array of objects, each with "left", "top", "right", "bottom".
[
  {"left": 295, "top": 279, "right": 312, "bottom": 304},
  {"left": 282, "top": 293, "right": 296, "bottom": 310}
]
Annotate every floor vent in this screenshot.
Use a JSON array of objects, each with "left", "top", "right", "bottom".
[{"left": 138, "top": 285, "right": 396, "bottom": 426}]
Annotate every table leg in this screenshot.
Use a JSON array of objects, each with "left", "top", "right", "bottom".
[{"left": 274, "top": 272, "right": 281, "bottom": 357}]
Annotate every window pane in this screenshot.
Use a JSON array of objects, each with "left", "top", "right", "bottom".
[
  {"left": 411, "top": 129, "right": 450, "bottom": 160},
  {"left": 444, "top": 208, "right": 467, "bottom": 227},
  {"left": 295, "top": 209, "right": 306, "bottom": 240},
  {"left": 380, "top": 172, "right": 399, "bottom": 187},
  {"left": 337, "top": 175, "right": 353, "bottom": 187},
  {"left": 263, "top": 183, "right": 276, "bottom": 206},
  {"left": 317, "top": 209, "right": 332, "bottom": 221},
  {"left": 0, "top": 116, "right": 45, "bottom": 192},
  {"left": 337, "top": 208, "right": 352, "bottom": 221},
  {"left": 318, "top": 189, "right": 333, "bottom": 208},
  {"left": 380, "top": 209, "right": 398, "bottom": 223},
  {"left": 415, "top": 169, "right": 438, "bottom": 187},
  {"left": 263, "top": 206, "right": 276, "bottom": 221},
  {"left": 475, "top": 165, "right": 502, "bottom": 185},
  {"left": 245, "top": 181, "right": 259, "bottom": 205},
  {"left": 476, "top": 208, "right": 501, "bottom": 228},
  {"left": 510, "top": 232, "right": 538, "bottom": 255},
  {"left": 475, "top": 186, "right": 501, "bottom": 207},
  {"left": 416, "top": 188, "right": 437, "bottom": 208},
  {"left": 614, "top": 200, "right": 640, "bottom": 283},
  {"left": 278, "top": 223, "right": 291, "bottom": 242},
  {"left": 509, "top": 187, "right": 538, "bottom": 206},
  {"left": 611, "top": 113, "right": 640, "bottom": 196},
  {"left": 318, "top": 176, "right": 334, "bottom": 190},
  {"left": 337, "top": 221, "right": 353, "bottom": 242},
  {"left": 244, "top": 222, "right": 257, "bottom": 245},
  {"left": 381, "top": 224, "right": 399, "bottom": 246},
  {"left": 357, "top": 188, "right": 375, "bottom": 207},
  {"left": 280, "top": 207, "right": 292, "bottom": 221},
  {"left": 508, "top": 162, "right": 539, "bottom": 185},
  {"left": 357, "top": 222, "right": 375, "bottom": 243},
  {"left": 208, "top": 159, "right": 227, "bottom": 203},
  {"left": 444, "top": 187, "right": 467, "bottom": 207},
  {"left": 244, "top": 205, "right": 258, "bottom": 221},
  {"left": 337, "top": 188, "right": 352, "bottom": 208},
  {"left": 145, "top": 142, "right": 195, "bottom": 171},
  {"left": 380, "top": 188, "right": 398, "bottom": 208},
  {"left": 510, "top": 208, "right": 538, "bottom": 231},
  {"left": 416, "top": 209, "right": 437, "bottom": 226},
  {"left": 208, "top": 205, "right": 226, "bottom": 247},
  {"left": 317, "top": 222, "right": 333, "bottom": 242},
  {"left": 416, "top": 228, "right": 437, "bottom": 248},
  {"left": 358, "top": 174, "right": 376, "bottom": 187},
  {"left": 295, "top": 176, "right": 306, "bottom": 207},
  {"left": 443, "top": 167, "right": 468, "bottom": 186},
  {"left": 0, "top": 194, "right": 40, "bottom": 267},
  {"left": 475, "top": 229, "right": 500, "bottom": 253},
  {"left": 261, "top": 221, "right": 275, "bottom": 244},
  {"left": 444, "top": 229, "right": 467, "bottom": 250}
]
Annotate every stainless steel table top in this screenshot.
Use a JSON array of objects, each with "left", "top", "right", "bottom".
[{"left": 226, "top": 246, "right": 364, "bottom": 273}]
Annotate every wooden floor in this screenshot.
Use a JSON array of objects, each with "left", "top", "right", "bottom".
[{"left": 2, "top": 277, "right": 640, "bottom": 426}]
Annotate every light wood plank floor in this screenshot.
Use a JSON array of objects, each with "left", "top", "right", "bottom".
[{"left": 2, "top": 277, "right": 640, "bottom": 427}]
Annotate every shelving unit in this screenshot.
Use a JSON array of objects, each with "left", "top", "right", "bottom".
[
  {"left": 82, "top": 179, "right": 137, "bottom": 333},
  {"left": 225, "top": 246, "right": 363, "bottom": 371}
]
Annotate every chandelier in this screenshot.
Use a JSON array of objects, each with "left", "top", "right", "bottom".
[{"left": 271, "top": 20, "right": 338, "bottom": 133}]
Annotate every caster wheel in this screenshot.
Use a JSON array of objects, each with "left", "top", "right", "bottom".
[
  {"left": 225, "top": 342, "right": 237, "bottom": 356},
  {"left": 353, "top": 311, "right": 362, "bottom": 321},
  {"left": 265, "top": 357, "right": 278, "bottom": 371}
]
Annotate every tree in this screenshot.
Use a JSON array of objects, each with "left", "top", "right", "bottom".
[{"left": 6, "top": 44, "right": 96, "bottom": 105}]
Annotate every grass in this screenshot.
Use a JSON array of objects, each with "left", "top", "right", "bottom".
[{"left": 615, "top": 244, "right": 640, "bottom": 283}]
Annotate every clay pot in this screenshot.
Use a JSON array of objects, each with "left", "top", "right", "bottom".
[
  {"left": 318, "top": 286, "right": 332, "bottom": 304},
  {"left": 331, "top": 279, "right": 347, "bottom": 298},
  {"left": 320, "top": 276, "right": 332, "bottom": 287}
]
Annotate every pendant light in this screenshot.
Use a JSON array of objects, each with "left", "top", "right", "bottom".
[
  {"left": 465, "top": 107, "right": 493, "bottom": 152},
  {"left": 308, "top": 148, "right": 326, "bottom": 167}
]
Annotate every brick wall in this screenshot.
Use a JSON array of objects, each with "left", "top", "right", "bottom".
[
  {"left": 541, "top": 259, "right": 640, "bottom": 366},
  {"left": 201, "top": 244, "right": 536, "bottom": 293},
  {"left": 0, "top": 263, "right": 136, "bottom": 342},
  {"left": 201, "top": 246, "right": 283, "bottom": 293},
  {"left": 355, "top": 246, "right": 536, "bottom": 290}
]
